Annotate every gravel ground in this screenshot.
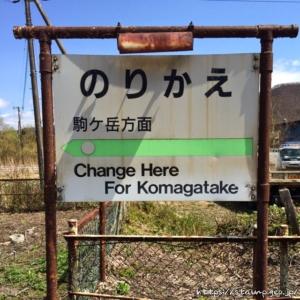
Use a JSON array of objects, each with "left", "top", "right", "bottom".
[
  {"left": 1, "top": 204, "right": 300, "bottom": 299},
  {"left": 0, "top": 209, "right": 90, "bottom": 299}
]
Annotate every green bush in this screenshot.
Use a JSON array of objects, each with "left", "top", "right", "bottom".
[
  {"left": 118, "top": 267, "right": 136, "bottom": 279},
  {"left": 116, "top": 281, "right": 130, "bottom": 295},
  {"left": 268, "top": 204, "right": 286, "bottom": 234},
  {"left": 123, "top": 202, "right": 296, "bottom": 236},
  {"left": 1, "top": 265, "right": 46, "bottom": 292},
  {"left": 215, "top": 211, "right": 256, "bottom": 235},
  {"left": 0, "top": 125, "right": 37, "bottom": 164},
  {"left": 123, "top": 202, "right": 216, "bottom": 236}
]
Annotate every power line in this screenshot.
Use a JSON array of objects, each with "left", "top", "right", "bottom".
[
  {"left": 32, "top": 0, "right": 66, "bottom": 54},
  {"left": 202, "top": 0, "right": 300, "bottom": 3},
  {"left": 10, "top": 0, "right": 67, "bottom": 54}
]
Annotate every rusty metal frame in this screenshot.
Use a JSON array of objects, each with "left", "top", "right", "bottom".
[
  {"left": 39, "top": 34, "right": 58, "bottom": 300},
  {"left": 64, "top": 234, "right": 300, "bottom": 243},
  {"left": 13, "top": 24, "right": 298, "bottom": 300},
  {"left": 69, "top": 291, "right": 147, "bottom": 300},
  {"left": 77, "top": 203, "right": 116, "bottom": 231},
  {"left": 13, "top": 25, "right": 298, "bottom": 39},
  {"left": 67, "top": 292, "right": 300, "bottom": 300},
  {"left": 77, "top": 207, "right": 99, "bottom": 230},
  {"left": 64, "top": 232, "right": 300, "bottom": 300},
  {"left": 0, "top": 178, "right": 40, "bottom": 181}
]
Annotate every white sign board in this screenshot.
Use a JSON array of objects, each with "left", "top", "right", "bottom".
[{"left": 53, "top": 54, "right": 259, "bottom": 202}]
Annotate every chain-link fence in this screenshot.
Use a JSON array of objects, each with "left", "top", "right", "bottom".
[
  {"left": 69, "top": 202, "right": 126, "bottom": 297},
  {"left": 0, "top": 178, "right": 43, "bottom": 211},
  {"left": 267, "top": 242, "right": 300, "bottom": 296},
  {"left": 83, "top": 239, "right": 254, "bottom": 300},
  {"left": 65, "top": 234, "right": 300, "bottom": 300},
  {"left": 0, "top": 178, "right": 103, "bottom": 212}
]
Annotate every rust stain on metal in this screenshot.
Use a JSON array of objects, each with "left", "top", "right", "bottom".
[
  {"left": 13, "top": 25, "right": 298, "bottom": 40},
  {"left": 255, "top": 30, "right": 273, "bottom": 299},
  {"left": 77, "top": 207, "right": 98, "bottom": 230},
  {"left": 12, "top": 23, "right": 299, "bottom": 300},
  {"left": 67, "top": 238, "right": 77, "bottom": 297},
  {"left": 63, "top": 234, "right": 300, "bottom": 243},
  {"left": 69, "top": 291, "right": 147, "bottom": 299},
  {"left": 76, "top": 203, "right": 113, "bottom": 230},
  {"left": 118, "top": 32, "right": 193, "bottom": 53},
  {"left": 39, "top": 36, "right": 58, "bottom": 300}
]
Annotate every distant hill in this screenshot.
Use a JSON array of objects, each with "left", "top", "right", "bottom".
[
  {"left": 272, "top": 82, "right": 300, "bottom": 125},
  {"left": 271, "top": 82, "right": 300, "bottom": 146}
]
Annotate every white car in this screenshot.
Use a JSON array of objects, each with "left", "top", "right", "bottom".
[{"left": 278, "top": 143, "right": 300, "bottom": 169}]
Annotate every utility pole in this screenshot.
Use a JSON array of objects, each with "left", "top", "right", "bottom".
[
  {"left": 24, "top": 0, "right": 44, "bottom": 182},
  {"left": 13, "top": 106, "right": 24, "bottom": 164},
  {"left": 32, "top": 0, "right": 66, "bottom": 54}
]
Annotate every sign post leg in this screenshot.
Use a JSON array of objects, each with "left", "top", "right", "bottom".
[
  {"left": 40, "top": 35, "right": 58, "bottom": 300},
  {"left": 256, "top": 30, "right": 273, "bottom": 299}
]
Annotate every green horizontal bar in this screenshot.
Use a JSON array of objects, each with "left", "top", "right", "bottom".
[{"left": 63, "top": 138, "right": 253, "bottom": 157}]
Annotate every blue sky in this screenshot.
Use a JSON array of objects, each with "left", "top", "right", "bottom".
[{"left": 0, "top": 0, "right": 299, "bottom": 128}]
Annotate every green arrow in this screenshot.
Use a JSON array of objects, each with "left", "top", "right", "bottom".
[{"left": 62, "top": 138, "right": 253, "bottom": 157}]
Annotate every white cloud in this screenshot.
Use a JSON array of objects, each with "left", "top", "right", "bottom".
[
  {"left": 22, "top": 111, "right": 35, "bottom": 127},
  {"left": 272, "top": 70, "right": 300, "bottom": 87},
  {"left": 291, "top": 60, "right": 300, "bottom": 67},
  {"left": 0, "top": 110, "right": 35, "bottom": 129},
  {"left": 0, "top": 98, "right": 9, "bottom": 109},
  {"left": 273, "top": 59, "right": 300, "bottom": 87}
]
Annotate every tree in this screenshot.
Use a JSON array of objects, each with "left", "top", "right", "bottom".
[
  {"left": 0, "top": 118, "right": 37, "bottom": 163},
  {"left": 0, "top": 117, "right": 10, "bottom": 131}
]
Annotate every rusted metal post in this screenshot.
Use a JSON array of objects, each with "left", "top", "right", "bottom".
[
  {"left": 255, "top": 30, "right": 273, "bottom": 299},
  {"left": 13, "top": 25, "right": 298, "bottom": 40},
  {"left": 99, "top": 202, "right": 106, "bottom": 282},
  {"left": 279, "top": 188, "right": 300, "bottom": 235},
  {"left": 39, "top": 35, "right": 57, "bottom": 300},
  {"left": 64, "top": 234, "right": 300, "bottom": 243},
  {"left": 12, "top": 24, "right": 298, "bottom": 300},
  {"left": 66, "top": 239, "right": 76, "bottom": 300},
  {"left": 67, "top": 219, "right": 78, "bottom": 300},
  {"left": 252, "top": 224, "right": 258, "bottom": 291},
  {"left": 32, "top": 0, "right": 67, "bottom": 55},
  {"left": 279, "top": 224, "right": 289, "bottom": 296}
]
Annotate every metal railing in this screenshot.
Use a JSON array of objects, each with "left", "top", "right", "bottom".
[
  {"left": 66, "top": 202, "right": 126, "bottom": 298},
  {"left": 0, "top": 178, "right": 42, "bottom": 211},
  {"left": 64, "top": 233, "right": 300, "bottom": 300}
]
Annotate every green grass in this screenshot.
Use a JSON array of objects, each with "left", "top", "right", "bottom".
[
  {"left": 116, "top": 281, "right": 130, "bottom": 295},
  {"left": 122, "top": 202, "right": 293, "bottom": 236},
  {"left": 118, "top": 267, "right": 136, "bottom": 279},
  {"left": 0, "top": 124, "right": 37, "bottom": 164},
  {"left": 268, "top": 204, "right": 287, "bottom": 234},
  {"left": 0, "top": 247, "right": 68, "bottom": 298},
  {"left": 122, "top": 202, "right": 218, "bottom": 236},
  {"left": 2, "top": 265, "right": 45, "bottom": 291},
  {"left": 33, "top": 248, "right": 69, "bottom": 282}
]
